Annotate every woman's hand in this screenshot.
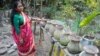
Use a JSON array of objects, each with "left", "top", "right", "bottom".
[{"left": 19, "top": 34, "right": 24, "bottom": 45}]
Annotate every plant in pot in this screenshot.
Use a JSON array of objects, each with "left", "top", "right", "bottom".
[
  {"left": 79, "top": 10, "right": 100, "bottom": 49},
  {"left": 80, "top": 34, "right": 95, "bottom": 50}
]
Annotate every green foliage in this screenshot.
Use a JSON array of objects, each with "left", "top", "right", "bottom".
[
  {"left": 41, "top": 0, "right": 100, "bottom": 35},
  {"left": 85, "top": 0, "right": 98, "bottom": 10},
  {"left": 1, "top": 0, "right": 100, "bottom": 35},
  {"left": 41, "top": 6, "right": 57, "bottom": 19},
  {"left": 71, "top": 13, "right": 81, "bottom": 35}
]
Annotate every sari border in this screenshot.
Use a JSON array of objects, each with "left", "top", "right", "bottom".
[{"left": 18, "top": 41, "right": 35, "bottom": 56}]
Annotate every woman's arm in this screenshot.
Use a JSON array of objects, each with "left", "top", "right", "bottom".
[
  {"left": 13, "top": 15, "right": 20, "bottom": 35},
  {"left": 13, "top": 15, "right": 24, "bottom": 45},
  {"left": 30, "top": 17, "right": 49, "bottom": 22}
]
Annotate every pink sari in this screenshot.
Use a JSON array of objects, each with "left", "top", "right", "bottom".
[{"left": 12, "top": 12, "right": 35, "bottom": 56}]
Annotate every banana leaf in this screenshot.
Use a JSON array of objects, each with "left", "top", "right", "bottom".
[{"left": 79, "top": 11, "right": 100, "bottom": 28}]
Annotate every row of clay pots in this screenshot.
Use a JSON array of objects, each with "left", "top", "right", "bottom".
[
  {"left": 54, "top": 35, "right": 99, "bottom": 56},
  {"left": 44, "top": 20, "right": 81, "bottom": 54},
  {"left": 36, "top": 20, "right": 100, "bottom": 49},
  {"left": 63, "top": 34, "right": 99, "bottom": 56},
  {"left": 54, "top": 24, "right": 97, "bottom": 54},
  {"left": 52, "top": 37, "right": 99, "bottom": 56},
  {"left": 43, "top": 20, "right": 100, "bottom": 56},
  {"left": 52, "top": 21, "right": 82, "bottom": 55}
]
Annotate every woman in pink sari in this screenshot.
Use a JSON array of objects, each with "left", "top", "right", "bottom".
[{"left": 10, "top": 1, "right": 36, "bottom": 56}]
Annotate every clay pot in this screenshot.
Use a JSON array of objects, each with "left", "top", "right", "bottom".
[
  {"left": 54, "top": 25, "right": 64, "bottom": 41},
  {"left": 45, "top": 21, "right": 51, "bottom": 32},
  {"left": 59, "top": 34, "right": 70, "bottom": 46},
  {"left": 49, "top": 20, "right": 61, "bottom": 36},
  {"left": 79, "top": 45, "right": 99, "bottom": 56},
  {"left": 80, "top": 35, "right": 95, "bottom": 50},
  {"left": 67, "top": 35, "right": 81, "bottom": 54},
  {"left": 49, "top": 24, "right": 56, "bottom": 36}
]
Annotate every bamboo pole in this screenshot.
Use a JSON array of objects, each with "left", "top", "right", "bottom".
[
  {"left": 33, "top": 0, "right": 36, "bottom": 34},
  {"left": 34, "top": 0, "right": 36, "bottom": 16}
]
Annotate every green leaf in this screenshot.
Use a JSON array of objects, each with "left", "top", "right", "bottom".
[
  {"left": 79, "top": 11, "right": 100, "bottom": 28},
  {"left": 71, "top": 13, "right": 81, "bottom": 33}
]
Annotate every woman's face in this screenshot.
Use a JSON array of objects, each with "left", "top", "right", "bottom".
[{"left": 16, "top": 2, "right": 23, "bottom": 12}]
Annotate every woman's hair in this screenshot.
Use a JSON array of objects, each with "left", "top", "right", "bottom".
[{"left": 10, "top": 0, "right": 24, "bottom": 26}]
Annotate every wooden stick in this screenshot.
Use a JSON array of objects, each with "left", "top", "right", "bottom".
[
  {"left": 34, "top": 22, "right": 36, "bottom": 34},
  {"left": 30, "top": 16, "right": 50, "bottom": 20}
]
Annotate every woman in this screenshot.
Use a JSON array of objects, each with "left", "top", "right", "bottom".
[{"left": 10, "top": 1, "right": 36, "bottom": 56}]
